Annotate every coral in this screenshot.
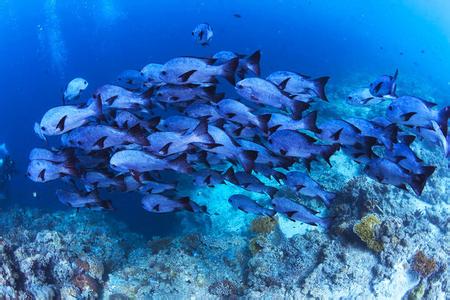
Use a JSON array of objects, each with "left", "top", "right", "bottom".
[
  {"left": 249, "top": 236, "right": 266, "bottom": 255},
  {"left": 353, "top": 214, "right": 384, "bottom": 252},
  {"left": 250, "top": 216, "right": 277, "bottom": 234},
  {"left": 147, "top": 237, "right": 172, "bottom": 254},
  {"left": 208, "top": 279, "right": 238, "bottom": 297},
  {"left": 412, "top": 251, "right": 437, "bottom": 278}
]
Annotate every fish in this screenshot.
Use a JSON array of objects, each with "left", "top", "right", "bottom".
[
  {"left": 266, "top": 71, "right": 329, "bottom": 101},
  {"left": 159, "top": 56, "right": 239, "bottom": 85},
  {"left": 216, "top": 98, "right": 264, "bottom": 129},
  {"left": 344, "top": 118, "right": 398, "bottom": 149},
  {"left": 111, "top": 110, "right": 156, "bottom": 131},
  {"left": 235, "top": 77, "right": 309, "bottom": 119},
  {"left": 94, "top": 84, "right": 154, "bottom": 110},
  {"left": 369, "top": 69, "right": 398, "bottom": 98},
  {"left": 82, "top": 171, "right": 125, "bottom": 192},
  {"left": 237, "top": 139, "right": 291, "bottom": 168},
  {"left": 363, "top": 158, "right": 435, "bottom": 196},
  {"left": 224, "top": 167, "right": 278, "bottom": 198},
  {"left": 34, "top": 122, "right": 47, "bottom": 142},
  {"left": 346, "top": 88, "right": 385, "bottom": 106},
  {"left": 384, "top": 135, "right": 434, "bottom": 174},
  {"left": 228, "top": 194, "right": 275, "bottom": 217},
  {"left": 285, "top": 171, "right": 335, "bottom": 206},
  {"left": 213, "top": 50, "right": 261, "bottom": 78},
  {"left": 56, "top": 189, "right": 113, "bottom": 211},
  {"left": 110, "top": 150, "right": 192, "bottom": 177},
  {"left": 386, "top": 96, "right": 449, "bottom": 136},
  {"left": 154, "top": 84, "right": 223, "bottom": 103},
  {"left": 193, "top": 169, "right": 224, "bottom": 187},
  {"left": 63, "top": 77, "right": 88, "bottom": 104},
  {"left": 199, "top": 125, "right": 258, "bottom": 173},
  {"left": 140, "top": 63, "right": 164, "bottom": 85},
  {"left": 142, "top": 195, "right": 205, "bottom": 213},
  {"left": 192, "top": 23, "right": 213, "bottom": 46},
  {"left": 271, "top": 197, "right": 331, "bottom": 228},
  {"left": 185, "top": 103, "right": 222, "bottom": 122},
  {"left": 123, "top": 174, "right": 175, "bottom": 193},
  {"left": 39, "top": 98, "right": 102, "bottom": 136},
  {"left": 61, "top": 124, "right": 149, "bottom": 151},
  {"left": 415, "top": 121, "right": 448, "bottom": 157},
  {"left": 146, "top": 119, "right": 214, "bottom": 156},
  {"left": 267, "top": 129, "right": 339, "bottom": 169},
  {"left": 260, "top": 111, "right": 320, "bottom": 134},
  {"left": 253, "top": 163, "right": 288, "bottom": 183},
  {"left": 341, "top": 137, "right": 379, "bottom": 164},
  {"left": 27, "top": 159, "right": 78, "bottom": 183},
  {"left": 29, "top": 148, "right": 74, "bottom": 163},
  {"left": 156, "top": 115, "right": 199, "bottom": 132},
  {"left": 318, "top": 119, "right": 363, "bottom": 145},
  {"left": 115, "top": 69, "right": 146, "bottom": 90}
]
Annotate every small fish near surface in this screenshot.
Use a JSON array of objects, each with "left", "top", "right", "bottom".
[
  {"left": 39, "top": 97, "right": 102, "bottom": 136},
  {"left": 271, "top": 197, "right": 331, "bottom": 228},
  {"left": 192, "top": 23, "right": 213, "bottom": 46},
  {"left": 228, "top": 194, "right": 275, "bottom": 217},
  {"left": 369, "top": 69, "right": 398, "bottom": 98},
  {"left": 63, "top": 77, "right": 88, "bottom": 104},
  {"left": 56, "top": 189, "right": 113, "bottom": 211},
  {"left": 159, "top": 56, "right": 239, "bottom": 85}
]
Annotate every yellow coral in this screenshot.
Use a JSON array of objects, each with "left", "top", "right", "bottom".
[
  {"left": 250, "top": 216, "right": 277, "bottom": 234},
  {"left": 353, "top": 214, "right": 384, "bottom": 252}
]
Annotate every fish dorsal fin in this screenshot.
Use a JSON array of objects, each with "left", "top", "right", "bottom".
[
  {"left": 56, "top": 115, "right": 67, "bottom": 132},
  {"left": 278, "top": 77, "right": 291, "bottom": 90},
  {"left": 183, "top": 56, "right": 217, "bottom": 65},
  {"left": 392, "top": 69, "right": 399, "bottom": 81},
  {"left": 401, "top": 112, "right": 417, "bottom": 121},
  {"left": 178, "top": 70, "right": 197, "bottom": 82},
  {"left": 342, "top": 120, "right": 362, "bottom": 134},
  {"left": 38, "top": 169, "right": 46, "bottom": 181},
  {"left": 93, "top": 136, "right": 108, "bottom": 149}
]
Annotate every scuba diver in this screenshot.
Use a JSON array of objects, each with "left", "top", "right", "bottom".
[{"left": 0, "top": 143, "right": 15, "bottom": 200}]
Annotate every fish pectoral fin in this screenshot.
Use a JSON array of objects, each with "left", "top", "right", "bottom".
[
  {"left": 373, "top": 82, "right": 383, "bottom": 93},
  {"left": 159, "top": 142, "right": 173, "bottom": 155},
  {"left": 295, "top": 184, "right": 306, "bottom": 192},
  {"left": 93, "top": 136, "right": 108, "bottom": 149},
  {"left": 178, "top": 70, "right": 197, "bottom": 82},
  {"left": 331, "top": 128, "right": 343, "bottom": 141},
  {"left": 401, "top": 112, "right": 417, "bottom": 121},
  {"left": 226, "top": 112, "right": 236, "bottom": 118},
  {"left": 130, "top": 170, "right": 142, "bottom": 183},
  {"left": 38, "top": 169, "right": 46, "bottom": 181},
  {"left": 286, "top": 211, "right": 297, "bottom": 218},
  {"left": 106, "top": 95, "right": 119, "bottom": 105},
  {"left": 56, "top": 115, "right": 67, "bottom": 132},
  {"left": 394, "top": 155, "right": 407, "bottom": 163},
  {"left": 278, "top": 77, "right": 291, "bottom": 90}
]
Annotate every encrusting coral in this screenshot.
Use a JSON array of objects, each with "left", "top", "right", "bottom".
[
  {"left": 353, "top": 214, "right": 384, "bottom": 252},
  {"left": 412, "top": 251, "right": 437, "bottom": 278},
  {"left": 250, "top": 216, "right": 277, "bottom": 234}
]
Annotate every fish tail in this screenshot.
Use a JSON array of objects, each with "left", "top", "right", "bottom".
[
  {"left": 302, "top": 111, "right": 321, "bottom": 133},
  {"left": 410, "top": 166, "right": 436, "bottom": 196},
  {"left": 437, "top": 106, "right": 449, "bottom": 136},
  {"left": 320, "top": 144, "right": 339, "bottom": 166},
  {"left": 245, "top": 50, "right": 261, "bottom": 76},
  {"left": 238, "top": 150, "right": 258, "bottom": 173},
  {"left": 220, "top": 57, "right": 239, "bottom": 85},
  {"left": 192, "top": 119, "right": 214, "bottom": 144},
  {"left": 311, "top": 76, "right": 330, "bottom": 102}
]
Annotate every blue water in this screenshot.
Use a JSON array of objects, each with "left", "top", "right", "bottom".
[{"left": 0, "top": 0, "right": 449, "bottom": 236}]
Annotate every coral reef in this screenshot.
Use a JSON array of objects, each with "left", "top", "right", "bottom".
[
  {"left": 353, "top": 214, "right": 384, "bottom": 252},
  {"left": 250, "top": 216, "right": 278, "bottom": 234},
  {"left": 412, "top": 251, "right": 437, "bottom": 278}
]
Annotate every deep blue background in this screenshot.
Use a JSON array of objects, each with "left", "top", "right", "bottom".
[{"left": 0, "top": 0, "right": 449, "bottom": 236}]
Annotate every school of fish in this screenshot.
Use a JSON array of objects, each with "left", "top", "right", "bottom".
[{"left": 27, "top": 50, "right": 449, "bottom": 228}]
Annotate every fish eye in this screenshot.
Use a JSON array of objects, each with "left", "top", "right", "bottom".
[
  {"left": 156, "top": 92, "right": 163, "bottom": 97},
  {"left": 41, "top": 126, "right": 46, "bottom": 131},
  {"left": 111, "top": 164, "right": 117, "bottom": 168},
  {"left": 191, "top": 31, "right": 194, "bottom": 36},
  {"left": 161, "top": 71, "right": 167, "bottom": 76},
  {"left": 140, "top": 72, "right": 144, "bottom": 76},
  {"left": 26, "top": 172, "right": 31, "bottom": 177},
  {"left": 84, "top": 81, "right": 87, "bottom": 84},
  {"left": 236, "top": 84, "right": 243, "bottom": 89},
  {"left": 348, "top": 96, "right": 352, "bottom": 99},
  {"left": 388, "top": 106, "right": 393, "bottom": 111}
]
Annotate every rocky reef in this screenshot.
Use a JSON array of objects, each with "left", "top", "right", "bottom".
[{"left": 0, "top": 162, "right": 448, "bottom": 299}]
